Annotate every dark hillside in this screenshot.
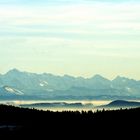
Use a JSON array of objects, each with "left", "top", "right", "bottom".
[{"left": 0, "top": 105, "right": 139, "bottom": 138}]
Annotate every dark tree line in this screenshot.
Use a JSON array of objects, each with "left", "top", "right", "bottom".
[{"left": 0, "top": 105, "right": 139, "bottom": 138}]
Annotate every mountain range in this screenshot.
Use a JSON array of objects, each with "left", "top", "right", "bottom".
[
  {"left": 0, "top": 69, "right": 140, "bottom": 100},
  {"left": 20, "top": 102, "right": 93, "bottom": 108},
  {"left": 20, "top": 100, "right": 140, "bottom": 109}
]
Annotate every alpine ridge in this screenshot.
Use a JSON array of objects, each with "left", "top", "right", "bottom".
[{"left": 0, "top": 69, "right": 140, "bottom": 100}]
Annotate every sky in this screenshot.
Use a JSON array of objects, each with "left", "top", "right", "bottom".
[{"left": 0, "top": 0, "right": 140, "bottom": 79}]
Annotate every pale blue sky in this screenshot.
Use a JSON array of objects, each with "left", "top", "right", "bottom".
[{"left": 0, "top": 0, "right": 140, "bottom": 79}]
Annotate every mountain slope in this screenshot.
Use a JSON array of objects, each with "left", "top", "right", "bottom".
[
  {"left": 0, "top": 69, "right": 140, "bottom": 99},
  {"left": 102, "top": 100, "right": 140, "bottom": 108}
]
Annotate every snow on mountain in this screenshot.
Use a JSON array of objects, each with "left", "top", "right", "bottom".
[
  {"left": 40, "top": 83, "right": 44, "bottom": 87},
  {"left": 0, "top": 69, "right": 140, "bottom": 99},
  {"left": 39, "top": 81, "right": 49, "bottom": 87},
  {"left": 4, "top": 86, "right": 24, "bottom": 95}
]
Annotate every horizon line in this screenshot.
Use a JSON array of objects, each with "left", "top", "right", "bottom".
[{"left": 0, "top": 68, "right": 139, "bottom": 81}]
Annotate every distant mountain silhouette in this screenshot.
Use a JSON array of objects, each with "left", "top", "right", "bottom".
[
  {"left": 101, "top": 100, "right": 140, "bottom": 108},
  {"left": 20, "top": 102, "right": 93, "bottom": 108},
  {"left": 0, "top": 69, "right": 140, "bottom": 100}
]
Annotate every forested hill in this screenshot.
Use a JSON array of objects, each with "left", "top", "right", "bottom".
[{"left": 0, "top": 105, "right": 139, "bottom": 138}]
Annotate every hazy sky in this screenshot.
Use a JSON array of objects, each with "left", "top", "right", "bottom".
[{"left": 0, "top": 0, "right": 140, "bottom": 79}]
